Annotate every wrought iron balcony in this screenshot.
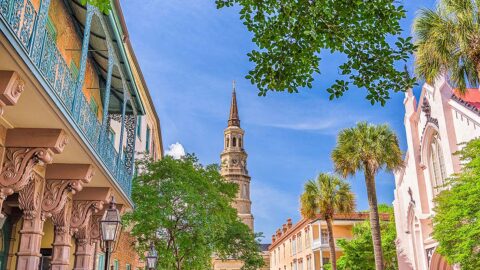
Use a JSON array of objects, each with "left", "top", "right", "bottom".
[{"left": 0, "top": 0, "right": 134, "bottom": 197}]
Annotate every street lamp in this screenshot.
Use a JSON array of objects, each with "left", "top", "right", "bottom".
[
  {"left": 100, "top": 196, "right": 121, "bottom": 270},
  {"left": 145, "top": 242, "right": 158, "bottom": 270}
]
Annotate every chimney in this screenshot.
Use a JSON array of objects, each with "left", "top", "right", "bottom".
[
  {"left": 282, "top": 223, "right": 288, "bottom": 233},
  {"left": 287, "top": 218, "right": 292, "bottom": 228}
]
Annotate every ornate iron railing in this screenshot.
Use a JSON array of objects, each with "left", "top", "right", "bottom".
[{"left": 0, "top": 0, "right": 132, "bottom": 197}]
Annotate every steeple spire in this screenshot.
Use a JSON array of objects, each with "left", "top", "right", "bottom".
[{"left": 228, "top": 80, "right": 240, "bottom": 127}]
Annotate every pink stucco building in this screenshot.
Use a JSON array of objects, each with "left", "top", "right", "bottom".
[{"left": 393, "top": 75, "right": 480, "bottom": 270}]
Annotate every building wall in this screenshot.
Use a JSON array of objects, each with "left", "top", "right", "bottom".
[
  {"left": 393, "top": 76, "right": 480, "bottom": 270},
  {"left": 0, "top": 0, "right": 164, "bottom": 269},
  {"left": 270, "top": 215, "right": 369, "bottom": 270}
]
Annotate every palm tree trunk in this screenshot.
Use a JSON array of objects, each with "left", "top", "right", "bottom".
[
  {"left": 365, "top": 169, "right": 384, "bottom": 270},
  {"left": 325, "top": 216, "right": 337, "bottom": 270}
]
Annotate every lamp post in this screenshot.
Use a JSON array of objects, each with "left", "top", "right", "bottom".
[
  {"left": 100, "top": 196, "right": 121, "bottom": 270},
  {"left": 145, "top": 242, "right": 158, "bottom": 270}
]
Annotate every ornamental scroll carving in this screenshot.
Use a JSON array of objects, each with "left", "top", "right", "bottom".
[
  {"left": 70, "top": 200, "right": 103, "bottom": 241},
  {"left": 18, "top": 172, "right": 45, "bottom": 220},
  {"left": 89, "top": 214, "right": 102, "bottom": 242},
  {"left": 42, "top": 179, "right": 83, "bottom": 217},
  {"left": 0, "top": 147, "right": 52, "bottom": 192},
  {"left": 51, "top": 197, "right": 73, "bottom": 234}
]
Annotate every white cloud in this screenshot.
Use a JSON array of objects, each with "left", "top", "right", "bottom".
[{"left": 165, "top": 142, "right": 186, "bottom": 159}]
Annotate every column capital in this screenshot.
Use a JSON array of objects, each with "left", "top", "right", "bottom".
[
  {"left": 42, "top": 164, "right": 94, "bottom": 218},
  {"left": 71, "top": 187, "right": 111, "bottom": 240}
]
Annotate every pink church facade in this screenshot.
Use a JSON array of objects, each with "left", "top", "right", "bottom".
[{"left": 393, "top": 75, "right": 480, "bottom": 270}]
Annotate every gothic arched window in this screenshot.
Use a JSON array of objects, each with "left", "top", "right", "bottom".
[
  {"left": 233, "top": 137, "right": 237, "bottom": 147},
  {"left": 239, "top": 137, "right": 242, "bottom": 148},
  {"left": 226, "top": 138, "right": 230, "bottom": 147},
  {"left": 428, "top": 133, "right": 446, "bottom": 195}
]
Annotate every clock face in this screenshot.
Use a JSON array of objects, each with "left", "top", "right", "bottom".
[{"left": 232, "top": 159, "right": 238, "bottom": 165}]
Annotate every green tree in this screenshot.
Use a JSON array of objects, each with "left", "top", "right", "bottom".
[
  {"left": 123, "top": 154, "right": 264, "bottom": 270},
  {"left": 335, "top": 205, "right": 398, "bottom": 270},
  {"left": 300, "top": 173, "right": 355, "bottom": 270},
  {"left": 80, "top": 0, "right": 110, "bottom": 13},
  {"left": 215, "top": 0, "right": 416, "bottom": 105},
  {"left": 414, "top": 0, "right": 480, "bottom": 93},
  {"left": 432, "top": 139, "right": 480, "bottom": 269},
  {"left": 332, "top": 122, "right": 403, "bottom": 270}
]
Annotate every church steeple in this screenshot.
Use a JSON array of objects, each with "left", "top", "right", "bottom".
[
  {"left": 228, "top": 81, "right": 240, "bottom": 127},
  {"left": 221, "top": 81, "right": 254, "bottom": 230}
]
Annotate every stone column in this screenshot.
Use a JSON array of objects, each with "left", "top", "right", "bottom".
[
  {"left": 16, "top": 171, "right": 45, "bottom": 270},
  {"left": 0, "top": 128, "right": 67, "bottom": 270},
  {"left": 43, "top": 164, "right": 94, "bottom": 270},
  {"left": 71, "top": 187, "right": 110, "bottom": 270}
]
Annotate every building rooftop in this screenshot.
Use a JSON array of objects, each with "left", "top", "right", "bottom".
[{"left": 452, "top": 88, "right": 480, "bottom": 113}]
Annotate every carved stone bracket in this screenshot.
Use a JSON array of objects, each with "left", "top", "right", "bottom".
[
  {"left": 0, "top": 147, "right": 52, "bottom": 194},
  {"left": 42, "top": 164, "right": 94, "bottom": 219},
  {"left": 89, "top": 214, "right": 102, "bottom": 242},
  {"left": 70, "top": 200, "right": 104, "bottom": 241},
  {"left": 0, "top": 129, "right": 68, "bottom": 216},
  {"left": 0, "top": 71, "right": 25, "bottom": 115},
  {"left": 42, "top": 179, "right": 82, "bottom": 217}
]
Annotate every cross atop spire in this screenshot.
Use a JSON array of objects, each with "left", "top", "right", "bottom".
[{"left": 228, "top": 80, "right": 240, "bottom": 127}]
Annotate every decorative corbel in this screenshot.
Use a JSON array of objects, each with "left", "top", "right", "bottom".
[
  {"left": 0, "top": 129, "right": 68, "bottom": 216},
  {"left": 0, "top": 71, "right": 25, "bottom": 115},
  {"left": 71, "top": 187, "right": 111, "bottom": 245},
  {"left": 42, "top": 164, "right": 94, "bottom": 218}
]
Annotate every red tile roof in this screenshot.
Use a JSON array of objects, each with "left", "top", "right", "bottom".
[{"left": 453, "top": 88, "right": 480, "bottom": 111}]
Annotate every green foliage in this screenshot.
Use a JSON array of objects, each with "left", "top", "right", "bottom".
[
  {"left": 80, "top": 0, "right": 111, "bottom": 13},
  {"left": 336, "top": 207, "right": 398, "bottom": 270},
  {"left": 300, "top": 173, "right": 355, "bottom": 270},
  {"left": 414, "top": 0, "right": 480, "bottom": 93},
  {"left": 332, "top": 122, "right": 403, "bottom": 270},
  {"left": 123, "top": 154, "right": 264, "bottom": 270},
  {"left": 215, "top": 0, "right": 416, "bottom": 105},
  {"left": 300, "top": 173, "right": 355, "bottom": 219},
  {"left": 432, "top": 139, "right": 480, "bottom": 269},
  {"left": 332, "top": 122, "right": 404, "bottom": 177}
]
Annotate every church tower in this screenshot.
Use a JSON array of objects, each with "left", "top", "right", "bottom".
[{"left": 220, "top": 82, "right": 254, "bottom": 230}]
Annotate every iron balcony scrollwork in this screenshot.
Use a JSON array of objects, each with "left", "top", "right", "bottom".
[{"left": 0, "top": 0, "right": 135, "bottom": 197}]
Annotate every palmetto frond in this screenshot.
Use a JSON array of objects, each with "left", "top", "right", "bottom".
[
  {"left": 332, "top": 122, "right": 404, "bottom": 177},
  {"left": 414, "top": 0, "right": 480, "bottom": 93},
  {"left": 299, "top": 173, "right": 355, "bottom": 220}
]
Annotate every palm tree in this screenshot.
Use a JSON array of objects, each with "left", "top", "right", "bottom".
[
  {"left": 331, "top": 122, "right": 403, "bottom": 270},
  {"left": 414, "top": 0, "right": 480, "bottom": 92},
  {"left": 300, "top": 173, "right": 355, "bottom": 270}
]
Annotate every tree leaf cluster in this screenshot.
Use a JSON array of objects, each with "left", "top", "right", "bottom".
[
  {"left": 432, "top": 139, "right": 480, "bottom": 270},
  {"left": 80, "top": 0, "right": 111, "bottom": 13},
  {"left": 123, "top": 154, "right": 264, "bottom": 270},
  {"left": 333, "top": 205, "right": 398, "bottom": 270},
  {"left": 216, "top": 0, "right": 416, "bottom": 105}
]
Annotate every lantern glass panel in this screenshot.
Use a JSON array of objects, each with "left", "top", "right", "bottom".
[{"left": 101, "top": 221, "right": 118, "bottom": 241}]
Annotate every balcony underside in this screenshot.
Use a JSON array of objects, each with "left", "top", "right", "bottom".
[{"left": 0, "top": 31, "right": 133, "bottom": 208}]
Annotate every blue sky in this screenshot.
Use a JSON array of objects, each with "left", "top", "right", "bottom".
[{"left": 120, "top": 0, "right": 436, "bottom": 243}]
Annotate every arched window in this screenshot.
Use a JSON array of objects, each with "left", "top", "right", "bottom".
[
  {"left": 239, "top": 137, "right": 242, "bottom": 148},
  {"left": 226, "top": 138, "right": 229, "bottom": 147},
  {"left": 232, "top": 137, "right": 237, "bottom": 147},
  {"left": 428, "top": 133, "right": 446, "bottom": 195}
]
